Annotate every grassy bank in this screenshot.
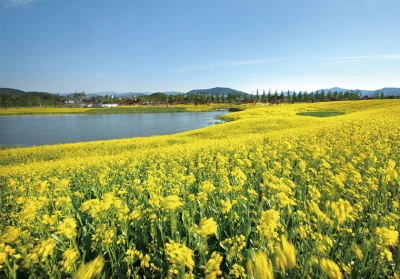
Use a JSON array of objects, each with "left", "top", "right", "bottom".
[{"left": 0, "top": 104, "right": 242, "bottom": 116}]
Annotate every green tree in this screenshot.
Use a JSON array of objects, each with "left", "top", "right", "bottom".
[
  {"left": 273, "top": 89, "right": 278, "bottom": 101},
  {"left": 261, "top": 89, "right": 266, "bottom": 102},
  {"left": 286, "top": 90, "right": 292, "bottom": 103},
  {"left": 308, "top": 91, "right": 314, "bottom": 102},
  {"left": 298, "top": 91, "right": 303, "bottom": 102},
  {"left": 320, "top": 90, "right": 326, "bottom": 101},
  {"left": 327, "top": 90, "right": 333, "bottom": 101},
  {"left": 279, "top": 91, "right": 284, "bottom": 103},
  {"left": 292, "top": 90, "right": 297, "bottom": 102}
]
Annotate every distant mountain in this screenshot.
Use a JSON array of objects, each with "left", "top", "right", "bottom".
[
  {"left": 1, "top": 88, "right": 58, "bottom": 96},
  {"left": 163, "top": 91, "right": 184, "bottom": 95},
  {"left": 88, "top": 91, "right": 151, "bottom": 98},
  {"left": 318, "top": 87, "right": 400, "bottom": 97},
  {"left": 0, "top": 88, "right": 27, "bottom": 95},
  {"left": 360, "top": 87, "right": 400, "bottom": 97},
  {"left": 319, "top": 87, "right": 348, "bottom": 92},
  {"left": 60, "top": 91, "right": 185, "bottom": 98},
  {"left": 186, "top": 87, "right": 249, "bottom": 96},
  {"left": 56, "top": 91, "right": 152, "bottom": 98}
]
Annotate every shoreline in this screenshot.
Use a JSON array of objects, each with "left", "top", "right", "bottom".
[{"left": 0, "top": 104, "right": 240, "bottom": 116}]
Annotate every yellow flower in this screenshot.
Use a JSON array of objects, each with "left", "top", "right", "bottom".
[
  {"left": 376, "top": 227, "right": 399, "bottom": 246},
  {"left": 351, "top": 243, "right": 364, "bottom": 260},
  {"left": 0, "top": 251, "right": 7, "bottom": 267},
  {"left": 56, "top": 218, "right": 77, "bottom": 239},
  {"left": 140, "top": 254, "right": 151, "bottom": 268},
  {"left": 258, "top": 209, "right": 280, "bottom": 239},
  {"left": 101, "top": 192, "right": 116, "bottom": 211},
  {"left": 163, "top": 195, "right": 184, "bottom": 211},
  {"left": 380, "top": 248, "right": 393, "bottom": 261},
  {"left": 36, "top": 238, "right": 57, "bottom": 261},
  {"left": 275, "top": 235, "right": 296, "bottom": 272},
  {"left": 205, "top": 251, "right": 223, "bottom": 279},
  {"left": 0, "top": 227, "right": 20, "bottom": 243},
  {"left": 125, "top": 246, "right": 142, "bottom": 263},
  {"left": 165, "top": 240, "right": 195, "bottom": 272},
  {"left": 320, "top": 258, "right": 343, "bottom": 279},
  {"left": 73, "top": 255, "right": 104, "bottom": 279},
  {"left": 220, "top": 199, "right": 232, "bottom": 214},
  {"left": 61, "top": 248, "right": 80, "bottom": 272},
  {"left": 197, "top": 217, "right": 218, "bottom": 237},
  {"left": 200, "top": 180, "right": 216, "bottom": 193},
  {"left": 229, "top": 263, "right": 246, "bottom": 278},
  {"left": 386, "top": 159, "right": 398, "bottom": 182},
  {"left": 327, "top": 199, "right": 354, "bottom": 225},
  {"left": 247, "top": 250, "right": 274, "bottom": 279}
]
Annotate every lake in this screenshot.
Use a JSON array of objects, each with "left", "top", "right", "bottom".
[{"left": 0, "top": 111, "right": 227, "bottom": 147}]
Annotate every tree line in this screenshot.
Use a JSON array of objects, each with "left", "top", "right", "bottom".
[
  {"left": 95, "top": 89, "right": 378, "bottom": 106},
  {"left": 1, "top": 88, "right": 397, "bottom": 108}
]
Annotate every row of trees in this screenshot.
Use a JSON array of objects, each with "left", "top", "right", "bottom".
[
  {"left": 1, "top": 88, "right": 397, "bottom": 108},
  {"left": 253, "top": 89, "right": 364, "bottom": 103},
  {"left": 113, "top": 89, "right": 390, "bottom": 106},
  {"left": 93, "top": 89, "right": 377, "bottom": 106}
]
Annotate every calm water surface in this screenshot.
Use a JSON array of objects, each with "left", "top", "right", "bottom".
[{"left": 0, "top": 111, "right": 226, "bottom": 147}]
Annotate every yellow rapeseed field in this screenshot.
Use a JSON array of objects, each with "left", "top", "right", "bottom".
[{"left": 1, "top": 100, "right": 399, "bottom": 278}]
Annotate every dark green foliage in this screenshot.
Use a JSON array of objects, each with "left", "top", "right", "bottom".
[
  {"left": 0, "top": 88, "right": 64, "bottom": 107},
  {"left": 296, "top": 111, "right": 345, "bottom": 117}
]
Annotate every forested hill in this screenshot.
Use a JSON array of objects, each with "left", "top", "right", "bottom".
[
  {"left": 0, "top": 88, "right": 64, "bottom": 107},
  {"left": 186, "top": 87, "right": 249, "bottom": 96}
]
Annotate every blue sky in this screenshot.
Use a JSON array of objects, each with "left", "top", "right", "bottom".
[{"left": 1, "top": 0, "right": 399, "bottom": 94}]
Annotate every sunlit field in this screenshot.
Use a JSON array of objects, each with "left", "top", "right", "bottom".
[{"left": 1, "top": 100, "right": 399, "bottom": 278}]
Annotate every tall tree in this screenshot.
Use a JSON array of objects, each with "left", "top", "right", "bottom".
[
  {"left": 286, "top": 90, "right": 292, "bottom": 103},
  {"left": 320, "top": 90, "right": 326, "bottom": 101},
  {"left": 292, "top": 90, "right": 297, "bottom": 102},
  {"left": 298, "top": 91, "right": 303, "bottom": 102},
  {"left": 261, "top": 89, "right": 266, "bottom": 102}
]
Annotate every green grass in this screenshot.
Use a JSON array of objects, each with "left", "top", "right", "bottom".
[
  {"left": 84, "top": 106, "right": 188, "bottom": 114},
  {"left": 296, "top": 111, "right": 345, "bottom": 117},
  {"left": 0, "top": 106, "right": 201, "bottom": 115}
]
